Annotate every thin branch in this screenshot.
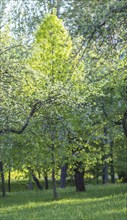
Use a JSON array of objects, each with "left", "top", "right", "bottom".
[
  {"left": 0, "top": 44, "right": 23, "bottom": 55},
  {"left": 102, "top": 105, "right": 123, "bottom": 126},
  {"left": 74, "top": 3, "right": 127, "bottom": 66}
]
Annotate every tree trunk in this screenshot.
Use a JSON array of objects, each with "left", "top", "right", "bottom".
[
  {"left": 52, "top": 167, "right": 58, "bottom": 200},
  {"left": 110, "top": 141, "right": 115, "bottom": 184},
  {"left": 8, "top": 169, "right": 11, "bottom": 192},
  {"left": 110, "top": 160, "right": 115, "bottom": 183},
  {"left": 123, "top": 110, "right": 127, "bottom": 137},
  {"left": 96, "top": 162, "right": 99, "bottom": 184},
  {"left": 31, "top": 172, "right": 43, "bottom": 190},
  {"left": 102, "top": 127, "right": 108, "bottom": 184},
  {"left": 60, "top": 164, "right": 67, "bottom": 188},
  {"left": 44, "top": 173, "right": 49, "bottom": 190},
  {"left": 102, "top": 162, "right": 108, "bottom": 184},
  {"left": 118, "top": 171, "right": 127, "bottom": 183},
  {"left": 51, "top": 144, "right": 58, "bottom": 200},
  {"left": 28, "top": 167, "right": 42, "bottom": 190},
  {"left": 0, "top": 161, "right": 6, "bottom": 197},
  {"left": 28, "top": 174, "right": 33, "bottom": 190},
  {"left": 74, "top": 166, "right": 86, "bottom": 192}
]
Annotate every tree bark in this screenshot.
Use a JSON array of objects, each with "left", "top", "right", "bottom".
[
  {"left": 118, "top": 171, "right": 127, "bottom": 183},
  {"left": 44, "top": 173, "right": 49, "bottom": 190},
  {"left": 74, "top": 161, "right": 86, "bottom": 192},
  {"left": 28, "top": 174, "right": 33, "bottom": 190},
  {"left": 74, "top": 169, "right": 86, "bottom": 192},
  {"left": 60, "top": 164, "right": 67, "bottom": 188},
  {"left": 102, "top": 127, "right": 108, "bottom": 184},
  {"left": 8, "top": 169, "right": 11, "bottom": 192},
  {"left": 123, "top": 110, "right": 127, "bottom": 137},
  {"left": 102, "top": 162, "right": 108, "bottom": 184},
  {"left": 51, "top": 144, "right": 58, "bottom": 200},
  {"left": 110, "top": 160, "right": 115, "bottom": 184},
  {"left": 28, "top": 167, "right": 42, "bottom": 190},
  {"left": 0, "top": 161, "right": 6, "bottom": 197},
  {"left": 52, "top": 167, "right": 58, "bottom": 200},
  {"left": 96, "top": 161, "right": 99, "bottom": 185},
  {"left": 110, "top": 141, "right": 115, "bottom": 184},
  {"left": 31, "top": 172, "right": 43, "bottom": 190}
]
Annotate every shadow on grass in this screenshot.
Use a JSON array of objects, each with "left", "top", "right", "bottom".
[
  {"left": 59, "top": 183, "right": 127, "bottom": 200},
  {"left": 0, "top": 189, "right": 126, "bottom": 220},
  {"left": 1, "top": 183, "right": 127, "bottom": 206}
]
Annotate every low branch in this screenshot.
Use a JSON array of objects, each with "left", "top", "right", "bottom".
[
  {"left": 0, "top": 93, "right": 61, "bottom": 135},
  {"left": 0, "top": 100, "right": 43, "bottom": 135},
  {"left": 102, "top": 105, "right": 122, "bottom": 125},
  {"left": 102, "top": 105, "right": 127, "bottom": 138}
]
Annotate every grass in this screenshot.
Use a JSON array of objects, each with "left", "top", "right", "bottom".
[{"left": 0, "top": 184, "right": 127, "bottom": 220}]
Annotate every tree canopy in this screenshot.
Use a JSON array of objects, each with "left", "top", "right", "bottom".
[{"left": 0, "top": 0, "right": 127, "bottom": 199}]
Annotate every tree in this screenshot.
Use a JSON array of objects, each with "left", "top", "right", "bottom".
[
  {"left": 28, "top": 13, "right": 75, "bottom": 199},
  {"left": 1, "top": 0, "right": 127, "bottom": 199}
]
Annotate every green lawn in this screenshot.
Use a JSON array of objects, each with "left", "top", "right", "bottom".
[{"left": 0, "top": 184, "right": 127, "bottom": 220}]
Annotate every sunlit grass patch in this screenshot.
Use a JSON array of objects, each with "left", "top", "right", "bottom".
[{"left": 0, "top": 184, "right": 127, "bottom": 220}]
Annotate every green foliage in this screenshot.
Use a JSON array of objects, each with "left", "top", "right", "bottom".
[
  {"left": 0, "top": 0, "right": 127, "bottom": 191},
  {"left": 32, "top": 14, "right": 72, "bottom": 81}
]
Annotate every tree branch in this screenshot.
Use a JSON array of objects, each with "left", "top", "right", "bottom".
[
  {"left": 102, "top": 105, "right": 123, "bottom": 125},
  {"left": 0, "top": 92, "right": 62, "bottom": 135},
  {"left": 74, "top": 3, "right": 127, "bottom": 65},
  {"left": 102, "top": 105, "right": 127, "bottom": 138},
  {"left": 0, "top": 100, "right": 43, "bottom": 135}
]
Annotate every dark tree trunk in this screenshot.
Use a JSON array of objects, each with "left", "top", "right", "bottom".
[
  {"left": 28, "top": 174, "right": 33, "bottom": 190},
  {"left": 110, "top": 141, "right": 115, "bottom": 184},
  {"left": 96, "top": 175, "right": 99, "bottom": 185},
  {"left": 96, "top": 161, "right": 99, "bottom": 185},
  {"left": 31, "top": 173, "right": 43, "bottom": 190},
  {"left": 52, "top": 167, "right": 58, "bottom": 200},
  {"left": 60, "top": 164, "right": 67, "bottom": 188},
  {"left": 118, "top": 171, "right": 127, "bottom": 183},
  {"left": 102, "top": 162, "right": 108, "bottom": 184},
  {"left": 51, "top": 144, "right": 58, "bottom": 200},
  {"left": 123, "top": 110, "right": 127, "bottom": 137},
  {"left": 102, "top": 127, "right": 108, "bottom": 184},
  {"left": 74, "top": 170, "right": 86, "bottom": 192},
  {"left": 8, "top": 169, "right": 11, "bottom": 192},
  {"left": 0, "top": 161, "right": 6, "bottom": 197},
  {"left": 28, "top": 167, "right": 42, "bottom": 190},
  {"left": 74, "top": 166, "right": 86, "bottom": 192},
  {"left": 110, "top": 160, "right": 115, "bottom": 183},
  {"left": 44, "top": 173, "right": 49, "bottom": 190}
]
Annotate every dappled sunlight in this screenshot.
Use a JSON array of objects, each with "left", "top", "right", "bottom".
[
  {"left": 1, "top": 189, "right": 126, "bottom": 218},
  {"left": 1, "top": 190, "right": 126, "bottom": 220}
]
